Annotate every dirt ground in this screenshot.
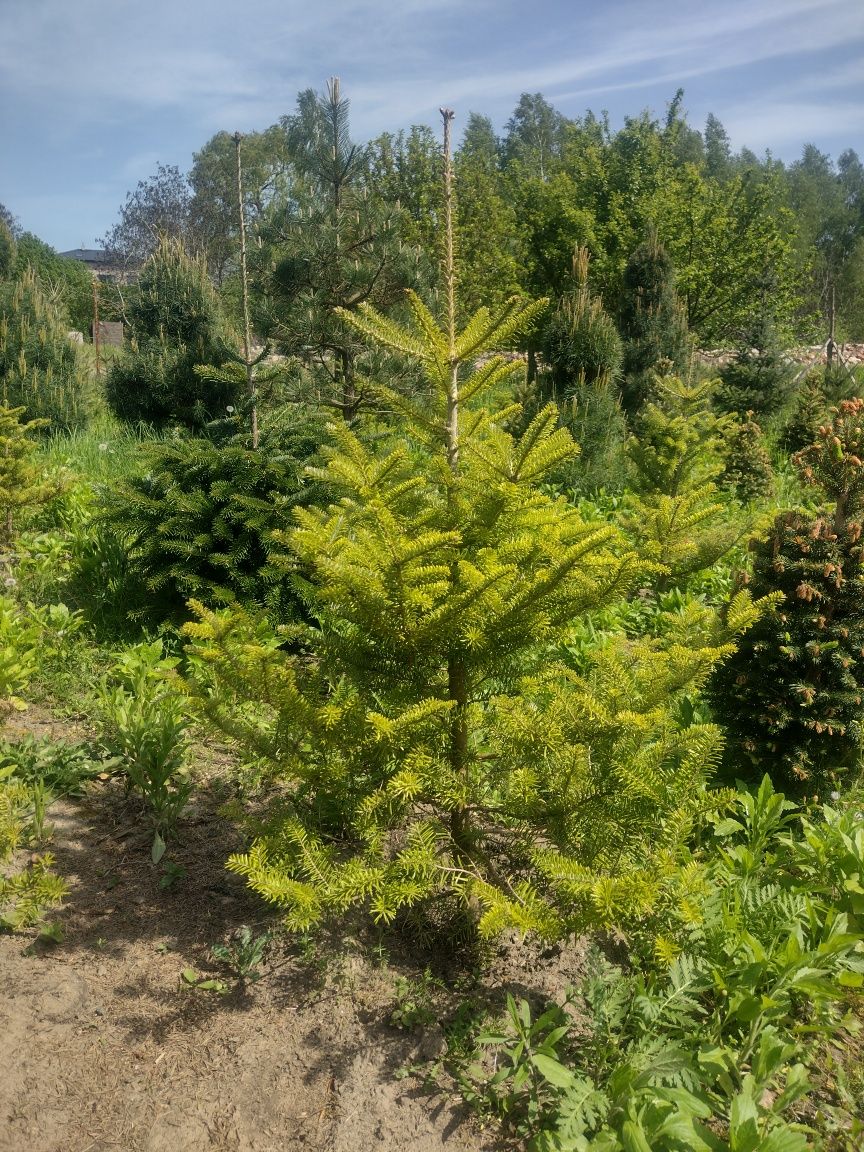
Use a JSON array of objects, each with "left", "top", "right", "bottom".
[{"left": 1, "top": 762, "right": 587, "bottom": 1152}]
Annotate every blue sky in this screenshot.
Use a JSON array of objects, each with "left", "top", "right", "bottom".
[{"left": 2, "top": 0, "right": 862, "bottom": 251}]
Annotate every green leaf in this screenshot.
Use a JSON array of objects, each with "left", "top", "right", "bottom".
[
  {"left": 713, "top": 818, "right": 744, "bottom": 837},
  {"left": 476, "top": 1031, "right": 509, "bottom": 1045},
  {"left": 151, "top": 831, "right": 166, "bottom": 864},
  {"left": 729, "top": 1085, "right": 760, "bottom": 1152},
  {"left": 756, "top": 1128, "right": 809, "bottom": 1152},
  {"left": 531, "top": 1052, "right": 577, "bottom": 1089},
  {"left": 195, "top": 979, "right": 228, "bottom": 993},
  {"left": 621, "top": 1119, "right": 653, "bottom": 1152}
]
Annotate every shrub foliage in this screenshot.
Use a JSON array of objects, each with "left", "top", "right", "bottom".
[
  {"left": 105, "top": 236, "right": 237, "bottom": 429},
  {"left": 711, "top": 399, "right": 864, "bottom": 788}
]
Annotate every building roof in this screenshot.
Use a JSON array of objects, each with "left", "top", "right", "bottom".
[{"left": 60, "top": 248, "right": 113, "bottom": 264}]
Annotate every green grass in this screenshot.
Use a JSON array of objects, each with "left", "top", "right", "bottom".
[{"left": 37, "top": 412, "right": 162, "bottom": 487}]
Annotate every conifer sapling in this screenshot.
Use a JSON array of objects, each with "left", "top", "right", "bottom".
[{"left": 184, "top": 110, "right": 773, "bottom": 941}]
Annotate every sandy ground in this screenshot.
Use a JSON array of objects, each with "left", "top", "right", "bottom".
[{"left": 1, "top": 775, "right": 586, "bottom": 1152}]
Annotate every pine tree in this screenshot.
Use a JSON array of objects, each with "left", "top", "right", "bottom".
[
  {"left": 257, "top": 78, "right": 418, "bottom": 420},
  {"left": 541, "top": 249, "right": 624, "bottom": 396},
  {"left": 183, "top": 111, "right": 771, "bottom": 941},
  {"left": 0, "top": 266, "right": 93, "bottom": 431}
]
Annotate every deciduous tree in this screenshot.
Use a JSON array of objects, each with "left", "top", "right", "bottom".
[{"left": 101, "top": 163, "right": 193, "bottom": 269}]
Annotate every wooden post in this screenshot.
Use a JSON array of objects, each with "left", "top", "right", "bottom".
[
  {"left": 233, "top": 131, "right": 258, "bottom": 448},
  {"left": 92, "top": 277, "right": 101, "bottom": 379}
]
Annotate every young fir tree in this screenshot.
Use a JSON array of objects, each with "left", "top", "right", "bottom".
[
  {"left": 781, "top": 370, "right": 829, "bottom": 454},
  {"left": 711, "top": 399, "right": 864, "bottom": 790},
  {"left": 721, "top": 411, "right": 774, "bottom": 504},
  {"left": 716, "top": 311, "right": 795, "bottom": 422},
  {"left": 621, "top": 376, "right": 749, "bottom": 588},
  {"left": 1, "top": 587, "right": 66, "bottom": 929},
  {"left": 184, "top": 111, "right": 770, "bottom": 941},
  {"left": 101, "top": 409, "right": 327, "bottom": 626},
  {"left": 0, "top": 767, "right": 66, "bottom": 930}
]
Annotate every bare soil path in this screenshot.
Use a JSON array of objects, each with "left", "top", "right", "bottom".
[{"left": 2, "top": 774, "right": 585, "bottom": 1152}]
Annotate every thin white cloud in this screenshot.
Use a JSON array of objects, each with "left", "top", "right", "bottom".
[
  {"left": 2, "top": 0, "right": 862, "bottom": 247},
  {"left": 721, "top": 100, "right": 864, "bottom": 152},
  {"left": 2, "top": 0, "right": 860, "bottom": 132}
]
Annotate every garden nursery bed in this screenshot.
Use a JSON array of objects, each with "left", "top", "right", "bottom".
[{"left": 0, "top": 726, "right": 582, "bottom": 1152}]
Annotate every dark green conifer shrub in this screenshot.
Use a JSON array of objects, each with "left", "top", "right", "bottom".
[
  {"left": 721, "top": 411, "right": 774, "bottom": 504},
  {"left": 617, "top": 233, "right": 690, "bottom": 415},
  {"left": 539, "top": 249, "right": 627, "bottom": 493},
  {"left": 541, "top": 250, "right": 623, "bottom": 395},
  {"left": 711, "top": 398, "right": 864, "bottom": 789},
  {"left": 780, "top": 370, "right": 828, "bottom": 453},
  {"left": 105, "top": 236, "right": 237, "bottom": 429},
  {"left": 101, "top": 411, "right": 326, "bottom": 625},
  {"left": 716, "top": 314, "right": 795, "bottom": 422},
  {"left": 555, "top": 374, "right": 628, "bottom": 494}
]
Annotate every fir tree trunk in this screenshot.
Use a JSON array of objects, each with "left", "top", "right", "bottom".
[
  {"left": 440, "top": 107, "right": 472, "bottom": 855},
  {"left": 338, "top": 349, "right": 357, "bottom": 421},
  {"left": 447, "top": 654, "right": 471, "bottom": 851}
]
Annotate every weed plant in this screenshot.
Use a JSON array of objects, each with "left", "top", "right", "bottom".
[
  {"left": 458, "top": 777, "right": 864, "bottom": 1150},
  {"left": 211, "top": 925, "right": 272, "bottom": 985},
  {"left": 0, "top": 736, "right": 103, "bottom": 796},
  {"left": 98, "top": 640, "right": 192, "bottom": 844}
]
